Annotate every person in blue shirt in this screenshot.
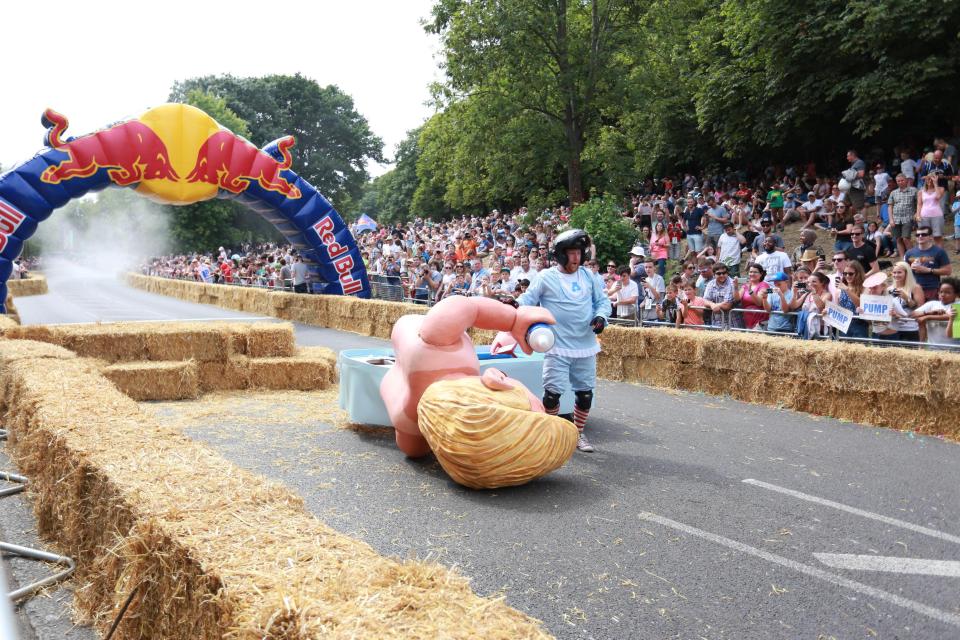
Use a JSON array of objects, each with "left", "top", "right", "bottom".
[{"left": 516, "top": 229, "right": 612, "bottom": 452}]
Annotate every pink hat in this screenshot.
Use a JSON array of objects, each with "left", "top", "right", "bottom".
[{"left": 863, "top": 271, "right": 888, "bottom": 289}]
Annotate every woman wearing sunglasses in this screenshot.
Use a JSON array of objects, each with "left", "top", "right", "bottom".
[{"left": 836, "top": 260, "right": 869, "bottom": 338}]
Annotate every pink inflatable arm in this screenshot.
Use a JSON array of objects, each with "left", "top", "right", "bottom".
[{"left": 420, "top": 296, "right": 556, "bottom": 354}]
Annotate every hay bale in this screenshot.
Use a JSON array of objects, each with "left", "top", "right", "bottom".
[
  {"left": 243, "top": 323, "right": 295, "bottom": 358},
  {"left": 103, "top": 361, "right": 200, "bottom": 401},
  {"left": 1, "top": 324, "right": 56, "bottom": 343},
  {"left": 597, "top": 326, "right": 647, "bottom": 358},
  {"left": 4, "top": 294, "right": 20, "bottom": 325},
  {"left": 7, "top": 275, "right": 48, "bottom": 297},
  {"left": 0, "top": 339, "right": 76, "bottom": 364},
  {"left": 625, "top": 358, "right": 683, "bottom": 389},
  {"left": 0, "top": 314, "right": 20, "bottom": 330},
  {"left": 143, "top": 325, "right": 230, "bottom": 362},
  {"left": 642, "top": 328, "right": 708, "bottom": 364},
  {"left": 295, "top": 346, "right": 339, "bottom": 384},
  {"left": 247, "top": 346, "right": 337, "bottom": 391},
  {"left": 0, "top": 355, "right": 551, "bottom": 639},
  {"left": 198, "top": 358, "right": 250, "bottom": 392},
  {"left": 59, "top": 327, "right": 149, "bottom": 362}
]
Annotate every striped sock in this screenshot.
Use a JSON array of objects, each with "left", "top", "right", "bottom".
[
  {"left": 573, "top": 407, "right": 589, "bottom": 429},
  {"left": 545, "top": 404, "right": 559, "bottom": 416}
]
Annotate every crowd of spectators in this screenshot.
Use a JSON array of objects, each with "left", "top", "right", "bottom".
[
  {"left": 11, "top": 256, "right": 40, "bottom": 279},
  {"left": 143, "top": 138, "right": 960, "bottom": 349},
  {"left": 144, "top": 244, "right": 312, "bottom": 292}
]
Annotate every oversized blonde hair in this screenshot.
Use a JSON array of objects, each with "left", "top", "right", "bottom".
[{"left": 417, "top": 377, "right": 577, "bottom": 489}]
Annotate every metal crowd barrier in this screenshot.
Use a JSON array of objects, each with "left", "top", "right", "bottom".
[
  {"left": 0, "top": 557, "right": 17, "bottom": 640},
  {"left": 640, "top": 304, "right": 959, "bottom": 351},
  {"left": 146, "top": 274, "right": 958, "bottom": 351}
]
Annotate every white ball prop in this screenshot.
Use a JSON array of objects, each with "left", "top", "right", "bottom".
[{"left": 526, "top": 323, "right": 556, "bottom": 352}]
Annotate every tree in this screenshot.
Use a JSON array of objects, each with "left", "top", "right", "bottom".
[
  {"left": 567, "top": 195, "right": 637, "bottom": 266},
  {"left": 427, "top": 0, "right": 642, "bottom": 204},
  {"left": 162, "top": 89, "right": 282, "bottom": 251},
  {"left": 170, "top": 74, "right": 384, "bottom": 209},
  {"left": 689, "top": 0, "right": 960, "bottom": 160},
  {"left": 377, "top": 127, "right": 424, "bottom": 224}
]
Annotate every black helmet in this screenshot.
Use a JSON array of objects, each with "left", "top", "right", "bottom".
[{"left": 552, "top": 229, "right": 591, "bottom": 267}]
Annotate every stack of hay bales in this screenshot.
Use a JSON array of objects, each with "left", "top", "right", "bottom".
[
  {"left": 125, "top": 274, "right": 426, "bottom": 338},
  {"left": 124, "top": 274, "right": 960, "bottom": 439},
  {"left": 0, "top": 341, "right": 550, "bottom": 639},
  {"left": 597, "top": 326, "right": 960, "bottom": 439},
  {"left": 0, "top": 321, "right": 337, "bottom": 401},
  {"left": 6, "top": 275, "right": 48, "bottom": 297}
]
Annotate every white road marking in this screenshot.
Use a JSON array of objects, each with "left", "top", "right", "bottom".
[
  {"left": 743, "top": 478, "right": 960, "bottom": 545},
  {"left": 41, "top": 317, "right": 273, "bottom": 326},
  {"left": 814, "top": 554, "right": 960, "bottom": 578},
  {"left": 638, "top": 512, "right": 960, "bottom": 628}
]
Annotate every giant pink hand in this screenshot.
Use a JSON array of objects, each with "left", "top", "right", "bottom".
[{"left": 490, "top": 331, "right": 518, "bottom": 355}]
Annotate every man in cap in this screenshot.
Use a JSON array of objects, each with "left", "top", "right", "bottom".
[
  {"left": 799, "top": 191, "right": 825, "bottom": 230},
  {"left": 507, "top": 229, "right": 612, "bottom": 453}
]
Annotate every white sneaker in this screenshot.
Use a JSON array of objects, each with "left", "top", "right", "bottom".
[{"left": 576, "top": 432, "right": 595, "bottom": 453}]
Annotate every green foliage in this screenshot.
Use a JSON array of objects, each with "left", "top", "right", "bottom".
[
  {"left": 404, "top": 0, "right": 960, "bottom": 215},
  {"left": 183, "top": 89, "right": 250, "bottom": 138},
  {"left": 426, "top": 0, "right": 642, "bottom": 204},
  {"left": 160, "top": 88, "right": 283, "bottom": 251},
  {"left": 168, "top": 199, "right": 242, "bottom": 253},
  {"left": 170, "top": 74, "right": 384, "bottom": 209},
  {"left": 568, "top": 196, "right": 638, "bottom": 266}
]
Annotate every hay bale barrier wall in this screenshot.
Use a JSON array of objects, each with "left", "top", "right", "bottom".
[
  {"left": 0, "top": 340, "right": 550, "bottom": 639},
  {"left": 126, "top": 274, "right": 960, "bottom": 439},
  {"left": 0, "top": 321, "right": 336, "bottom": 400},
  {"left": 6, "top": 274, "right": 48, "bottom": 297}
]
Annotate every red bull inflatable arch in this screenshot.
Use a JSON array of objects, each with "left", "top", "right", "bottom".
[{"left": 0, "top": 103, "right": 370, "bottom": 311}]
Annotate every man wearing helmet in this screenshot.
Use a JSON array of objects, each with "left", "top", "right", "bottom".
[{"left": 514, "top": 229, "right": 612, "bottom": 452}]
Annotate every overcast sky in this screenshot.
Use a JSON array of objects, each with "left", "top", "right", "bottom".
[{"left": 0, "top": 0, "right": 441, "bottom": 177}]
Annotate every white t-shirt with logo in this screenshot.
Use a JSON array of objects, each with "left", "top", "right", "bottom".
[
  {"left": 717, "top": 233, "right": 742, "bottom": 267},
  {"left": 754, "top": 250, "right": 793, "bottom": 282},
  {"left": 914, "top": 301, "right": 956, "bottom": 345}
]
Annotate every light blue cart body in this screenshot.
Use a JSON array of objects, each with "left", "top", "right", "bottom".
[{"left": 338, "top": 347, "right": 576, "bottom": 426}]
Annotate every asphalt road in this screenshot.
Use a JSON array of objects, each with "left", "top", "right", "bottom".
[{"left": 5, "top": 265, "right": 960, "bottom": 639}]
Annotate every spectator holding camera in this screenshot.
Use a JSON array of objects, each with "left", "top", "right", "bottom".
[
  {"left": 764, "top": 271, "right": 803, "bottom": 333},
  {"left": 799, "top": 271, "right": 832, "bottom": 338},
  {"left": 609, "top": 266, "right": 639, "bottom": 320},
  {"left": 634, "top": 260, "right": 665, "bottom": 323}
]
